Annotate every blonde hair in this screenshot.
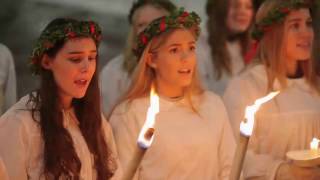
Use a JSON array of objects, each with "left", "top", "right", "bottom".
[
  {"left": 114, "top": 29, "right": 204, "bottom": 115},
  {"left": 255, "top": 0, "right": 320, "bottom": 93}
]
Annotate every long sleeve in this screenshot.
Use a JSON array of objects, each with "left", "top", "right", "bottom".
[
  {"left": 0, "top": 157, "right": 9, "bottom": 180},
  {"left": 0, "top": 44, "right": 17, "bottom": 113},
  {"left": 101, "top": 116, "right": 123, "bottom": 180},
  {"left": 218, "top": 103, "right": 236, "bottom": 180},
  {"left": 0, "top": 111, "right": 32, "bottom": 180},
  {"left": 109, "top": 104, "right": 142, "bottom": 180}
]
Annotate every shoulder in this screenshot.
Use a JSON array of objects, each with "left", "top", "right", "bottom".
[
  {"left": 0, "top": 94, "right": 40, "bottom": 134},
  {"left": 111, "top": 96, "right": 148, "bottom": 117}
]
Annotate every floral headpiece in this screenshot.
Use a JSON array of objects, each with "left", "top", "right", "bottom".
[
  {"left": 134, "top": 8, "right": 201, "bottom": 58},
  {"left": 252, "top": 0, "right": 315, "bottom": 40},
  {"left": 30, "top": 19, "right": 102, "bottom": 75}
]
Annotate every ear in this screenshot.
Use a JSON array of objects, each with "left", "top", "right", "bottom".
[
  {"left": 146, "top": 52, "right": 157, "bottom": 69},
  {"left": 41, "top": 54, "right": 52, "bottom": 70}
]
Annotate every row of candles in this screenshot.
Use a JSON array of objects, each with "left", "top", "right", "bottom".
[{"left": 123, "top": 86, "right": 320, "bottom": 180}]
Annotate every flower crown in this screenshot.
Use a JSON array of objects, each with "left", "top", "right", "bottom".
[
  {"left": 30, "top": 19, "right": 102, "bottom": 75},
  {"left": 252, "top": 0, "right": 315, "bottom": 40},
  {"left": 134, "top": 8, "right": 201, "bottom": 58}
]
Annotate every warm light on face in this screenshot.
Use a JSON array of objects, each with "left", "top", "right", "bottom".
[
  {"left": 240, "top": 91, "right": 280, "bottom": 137},
  {"left": 137, "top": 85, "right": 160, "bottom": 149}
]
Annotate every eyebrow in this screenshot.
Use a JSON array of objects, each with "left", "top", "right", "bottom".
[
  {"left": 287, "top": 17, "right": 312, "bottom": 23},
  {"left": 168, "top": 41, "right": 196, "bottom": 47},
  {"left": 67, "top": 50, "right": 97, "bottom": 54}
]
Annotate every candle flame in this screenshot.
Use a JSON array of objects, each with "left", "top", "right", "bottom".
[
  {"left": 310, "top": 138, "right": 320, "bottom": 150},
  {"left": 137, "top": 85, "right": 160, "bottom": 149},
  {"left": 240, "top": 91, "right": 280, "bottom": 137}
]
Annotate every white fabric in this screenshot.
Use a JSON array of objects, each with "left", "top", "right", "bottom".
[
  {"left": 223, "top": 65, "right": 320, "bottom": 180},
  {"left": 0, "top": 157, "right": 8, "bottom": 180},
  {"left": 196, "top": 36, "right": 245, "bottom": 96},
  {"left": 0, "top": 95, "right": 122, "bottom": 180},
  {"left": 110, "top": 91, "right": 235, "bottom": 180},
  {"left": 0, "top": 43, "right": 16, "bottom": 115},
  {"left": 100, "top": 54, "right": 131, "bottom": 116}
]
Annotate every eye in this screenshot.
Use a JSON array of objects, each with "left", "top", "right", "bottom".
[
  {"left": 68, "top": 57, "right": 82, "bottom": 63},
  {"left": 290, "top": 23, "right": 300, "bottom": 30},
  {"left": 307, "top": 20, "right": 313, "bottom": 27},
  {"left": 169, "top": 47, "right": 179, "bottom": 54},
  {"left": 88, "top": 55, "right": 97, "bottom": 61}
]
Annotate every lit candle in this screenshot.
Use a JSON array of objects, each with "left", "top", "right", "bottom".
[
  {"left": 230, "top": 91, "right": 280, "bottom": 180},
  {"left": 287, "top": 137, "right": 320, "bottom": 167},
  {"left": 123, "top": 85, "right": 159, "bottom": 180}
]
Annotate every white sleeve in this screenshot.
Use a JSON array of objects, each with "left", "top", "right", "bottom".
[
  {"left": 109, "top": 105, "right": 141, "bottom": 180},
  {"left": 101, "top": 115, "right": 123, "bottom": 180},
  {"left": 0, "top": 111, "right": 31, "bottom": 180},
  {"left": 0, "top": 157, "right": 9, "bottom": 180}
]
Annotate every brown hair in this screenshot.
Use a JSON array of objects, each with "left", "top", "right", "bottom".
[
  {"left": 123, "top": 0, "right": 176, "bottom": 75},
  {"left": 206, "top": 0, "right": 256, "bottom": 79},
  {"left": 28, "top": 18, "right": 114, "bottom": 179},
  {"left": 255, "top": 0, "right": 320, "bottom": 92}
]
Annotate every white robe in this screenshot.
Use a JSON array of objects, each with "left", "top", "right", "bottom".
[
  {"left": 110, "top": 91, "right": 235, "bottom": 180},
  {"left": 0, "top": 95, "right": 122, "bottom": 180},
  {"left": 196, "top": 35, "right": 245, "bottom": 96},
  {"left": 0, "top": 157, "right": 8, "bottom": 180},
  {"left": 0, "top": 43, "right": 16, "bottom": 115},
  {"left": 100, "top": 54, "right": 131, "bottom": 116},
  {"left": 223, "top": 65, "right": 320, "bottom": 179}
]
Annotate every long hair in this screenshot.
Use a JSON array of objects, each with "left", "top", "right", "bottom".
[
  {"left": 255, "top": 0, "right": 320, "bottom": 93},
  {"left": 123, "top": 0, "right": 176, "bottom": 75},
  {"left": 206, "top": 0, "right": 256, "bottom": 79},
  {"left": 112, "top": 29, "right": 204, "bottom": 116},
  {"left": 28, "top": 18, "right": 114, "bottom": 179}
]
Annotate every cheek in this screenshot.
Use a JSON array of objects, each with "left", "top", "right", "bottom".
[{"left": 51, "top": 63, "right": 76, "bottom": 89}]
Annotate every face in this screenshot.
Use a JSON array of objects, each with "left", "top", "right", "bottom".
[
  {"left": 148, "top": 29, "right": 196, "bottom": 91},
  {"left": 43, "top": 38, "right": 97, "bottom": 100},
  {"left": 226, "top": 0, "right": 254, "bottom": 34},
  {"left": 284, "top": 8, "right": 314, "bottom": 62},
  {"left": 133, "top": 4, "right": 169, "bottom": 34}
]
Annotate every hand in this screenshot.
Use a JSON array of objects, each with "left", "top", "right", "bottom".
[{"left": 276, "top": 162, "right": 320, "bottom": 180}]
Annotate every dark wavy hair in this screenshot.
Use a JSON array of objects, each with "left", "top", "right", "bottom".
[
  {"left": 206, "top": 0, "right": 258, "bottom": 79},
  {"left": 28, "top": 18, "right": 114, "bottom": 179}
]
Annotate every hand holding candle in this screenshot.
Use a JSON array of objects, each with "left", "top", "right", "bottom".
[
  {"left": 123, "top": 85, "right": 159, "bottom": 180},
  {"left": 230, "top": 91, "right": 280, "bottom": 180}
]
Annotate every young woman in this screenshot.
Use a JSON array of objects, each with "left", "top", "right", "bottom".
[
  {"left": 0, "top": 18, "right": 121, "bottom": 180},
  {"left": 110, "top": 8, "right": 235, "bottom": 180},
  {"left": 197, "top": 0, "right": 255, "bottom": 95},
  {"left": 100, "top": 0, "right": 176, "bottom": 115},
  {"left": 223, "top": 0, "right": 320, "bottom": 179}
]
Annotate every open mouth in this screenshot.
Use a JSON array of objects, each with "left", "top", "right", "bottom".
[
  {"left": 178, "top": 68, "right": 191, "bottom": 74},
  {"left": 74, "top": 79, "right": 88, "bottom": 86},
  {"left": 297, "top": 42, "right": 311, "bottom": 49}
]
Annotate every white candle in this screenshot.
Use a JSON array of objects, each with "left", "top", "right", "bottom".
[
  {"left": 230, "top": 91, "right": 280, "bottom": 180},
  {"left": 123, "top": 85, "right": 159, "bottom": 180}
]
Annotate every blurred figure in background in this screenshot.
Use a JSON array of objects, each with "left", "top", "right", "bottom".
[
  {"left": 100, "top": 0, "right": 176, "bottom": 115},
  {"left": 196, "top": 0, "right": 256, "bottom": 96},
  {"left": 0, "top": 43, "right": 16, "bottom": 115}
]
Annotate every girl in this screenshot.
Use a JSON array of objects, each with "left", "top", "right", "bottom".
[
  {"left": 100, "top": 0, "right": 176, "bottom": 115},
  {"left": 0, "top": 18, "right": 121, "bottom": 179},
  {"left": 223, "top": 0, "right": 320, "bottom": 179},
  {"left": 110, "top": 8, "right": 235, "bottom": 180},
  {"left": 197, "top": 0, "right": 256, "bottom": 95}
]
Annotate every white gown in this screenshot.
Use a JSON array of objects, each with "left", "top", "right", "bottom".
[
  {"left": 0, "top": 157, "right": 8, "bottom": 180},
  {"left": 196, "top": 35, "right": 245, "bottom": 96},
  {"left": 0, "top": 95, "right": 122, "bottom": 180},
  {"left": 0, "top": 43, "right": 16, "bottom": 115},
  {"left": 100, "top": 54, "right": 131, "bottom": 115},
  {"left": 110, "top": 91, "right": 235, "bottom": 180},
  {"left": 223, "top": 65, "right": 320, "bottom": 179}
]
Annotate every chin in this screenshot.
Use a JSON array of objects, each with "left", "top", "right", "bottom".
[{"left": 73, "top": 92, "right": 87, "bottom": 99}]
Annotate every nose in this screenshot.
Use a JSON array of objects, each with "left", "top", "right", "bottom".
[{"left": 80, "top": 59, "right": 90, "bottom": 73}]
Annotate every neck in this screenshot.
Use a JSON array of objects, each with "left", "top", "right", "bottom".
[
  {"left": 60, "top": 94, "right": 73, "bottom": 110},
  {"left": 286, "top": 58, "right": 303, "bottom": 78},
  {"left": 155, "top": 80, "right": 184, "bottom": 99}
]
